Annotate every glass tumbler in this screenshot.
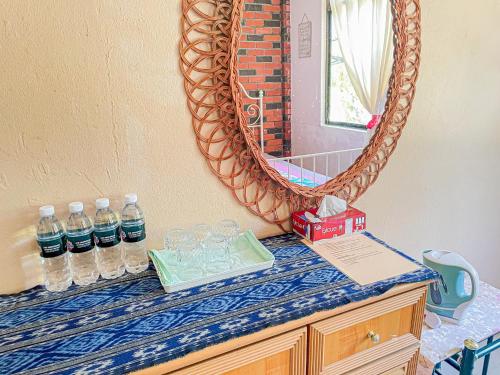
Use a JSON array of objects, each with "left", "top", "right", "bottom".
[
  {"left": 214, "top": 219, "right": 241, "bottom": 264},
  {"left": 214, "top": 219, "right": 240, "bottom": 251},
  {"left": 192, "top": 224, "right": 212, "bottom": 267},
  {"left": 164, "top": 228, "right": 193, "bottom": 264},
  {"left": 176, "top": 238, "right": 204, "bottom": 280},
  {"left": 204, "top": 232, "right": 231, "bottom": 274},
  {"left": 192, "top": 224, "right": 212, "bottom": 246}
]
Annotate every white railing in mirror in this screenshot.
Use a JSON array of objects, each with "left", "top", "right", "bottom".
[
  {"left": 266, "top": 148, "right": 364, "bottom": 188},
  {"left": 239, "top": 82, "right": 365, "bottom": 188},
  {"left": 238, "top": 82, "right": 265, "bottom": 151}
]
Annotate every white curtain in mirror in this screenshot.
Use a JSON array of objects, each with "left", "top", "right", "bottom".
[{"left": 330, "top": 0, "right": 393, "bottom": 127}]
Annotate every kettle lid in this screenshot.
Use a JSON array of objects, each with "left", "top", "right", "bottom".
[{"left": 423, "top": 250, "right": 472, "bottom": 269}]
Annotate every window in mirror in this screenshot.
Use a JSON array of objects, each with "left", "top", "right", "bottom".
[
  {"left": 325, "top": 0, "right": 394, "bottom": 131},
  {"left": 325, "top": 4, "right": 371, "bottom": 129}
]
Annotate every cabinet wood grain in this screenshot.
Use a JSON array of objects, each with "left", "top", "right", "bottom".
[
  {"left": 170, "top": 328, "right": 307, "bottom": 375},
  {"left": 344, "top": 344, "right": 418, "bottom": 375},
  {"left": 222, "top": 351, "right": 291, "bottom": 375},
  {"left": 381, "top": 365, "right": 407, "bottom": 375},
  {"left": 324, "top": 304, "right": 413, "bottom": 364}
]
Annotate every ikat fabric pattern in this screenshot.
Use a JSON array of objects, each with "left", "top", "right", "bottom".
[{"left": 0, "top": 232, "right": 437, "bottom": 374}]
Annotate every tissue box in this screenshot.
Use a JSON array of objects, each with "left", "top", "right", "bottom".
[{"left": 292, "top": 206, "right": 366, "bottom": 243}]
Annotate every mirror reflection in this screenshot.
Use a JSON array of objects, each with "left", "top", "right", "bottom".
[{"left": 238, "top": 0, "right": 394, "bottom": 187}]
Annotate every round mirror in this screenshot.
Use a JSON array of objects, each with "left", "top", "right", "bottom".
[{"left": 237, "top": 0, "right": 394, "bottom": 188}]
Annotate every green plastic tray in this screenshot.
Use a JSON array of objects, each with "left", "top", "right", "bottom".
[{"left": 149, "top": 230, "right": 275, "bottom": 292}]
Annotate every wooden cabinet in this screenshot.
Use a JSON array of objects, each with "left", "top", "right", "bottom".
[
  {"left": 171, "top": 328, "right": 307, "bottom": 375},
  {"left": 136, "top": 284, "right": 427, "bottom": 375}
]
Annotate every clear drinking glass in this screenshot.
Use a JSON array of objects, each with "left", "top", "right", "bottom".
[
  {"left": 204, "top": 232, "right": 231, "bottom": 274},
  {"left": 164, "top": 228, "right": 193, "bottom": 263},
  {"left": 214, "top": 219, "right": 241, "bottom": 265},
  {"left": 176, "top": 238, "right": 204, "bottom": 280},
  {"left": 192, "top": 224, "right": 212, "bottom": 266},
  {"left": 192, "top": 224, "right": 212, "bottom": 245},
  {"left": 214, "top": 219, "right": 240, "bottom": 252},
  {"left": 176, "top": 237, "right": 197, "bottom": 263}
]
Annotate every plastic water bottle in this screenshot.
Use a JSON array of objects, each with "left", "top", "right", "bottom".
[
  {"left": 121, "top": 193, "right": 149, "bottom": 273},
  {"left": 66, "top": 202, "right": 99, "bottom": 285},
  {"left": 37, "top": 205, "right": 72, "bottom": 292},
  {"left": 94, "top": 198, "right": 125, "bottom": 279}
]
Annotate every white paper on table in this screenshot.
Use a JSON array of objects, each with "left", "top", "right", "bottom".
[{"left": 306, "top": 233, "right": 421, "bottom": 285}]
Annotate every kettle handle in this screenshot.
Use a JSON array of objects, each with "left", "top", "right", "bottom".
[{"left": 455, "top": 257, "right": 480, "bottom": 303}]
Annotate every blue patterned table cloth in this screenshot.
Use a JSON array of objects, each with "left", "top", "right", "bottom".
[{"left": 0, "top": 232, "right": 437, "bottom": 374}]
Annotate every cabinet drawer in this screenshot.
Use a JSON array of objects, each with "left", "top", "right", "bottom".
[
  {"left": 381, "top": 365, "right": 407, "bottom": 375},
  {"left": 324, "top": 304, "right": 413, "bottom": 363},
  {"left": 171, "top": 328, "right": 307, "bottom": 375},
  {"left": 309, "top": 287, "right": 426, "bottom": 375},
  {"left": 345, "top": 342, "right": 419, "bottom": 375}
]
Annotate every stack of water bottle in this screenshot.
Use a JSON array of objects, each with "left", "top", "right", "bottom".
[{"left": 36, "top": 194, "right": 148, "bottom": 292}]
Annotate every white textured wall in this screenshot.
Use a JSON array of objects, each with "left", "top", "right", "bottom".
[
  {"left": 0, "top": 1, "right": 276, "bottom": 294},
  {"left": 356, "top": 0, "right": 500, "bottom": 287},
  {"left": 0, "top": 0, "right": 499, "bottom": 293}
]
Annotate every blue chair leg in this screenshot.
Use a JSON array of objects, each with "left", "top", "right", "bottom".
[
  {"left": 433, "top": 362, "right": 443, "bottom": 375},
  {"left": 482, "top": 336, "right": 494, "bottom": 375},
  {"left": 460, "top": 338, "right": 479, "bottom": 375}
]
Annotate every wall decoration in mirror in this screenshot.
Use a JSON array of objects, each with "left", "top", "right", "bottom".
[{"left": 237, "top": 0, "right": 394, "bottom": 188}]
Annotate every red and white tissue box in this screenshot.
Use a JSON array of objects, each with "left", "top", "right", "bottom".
[{"left": 292, "top": 206, "right": 366, "bottom": 243}]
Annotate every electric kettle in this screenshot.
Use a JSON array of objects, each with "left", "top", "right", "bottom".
[{"left": 422, "top": 250, "right": 479, "bottom": 322}]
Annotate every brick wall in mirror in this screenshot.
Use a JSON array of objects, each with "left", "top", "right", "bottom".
[{"left": 238, "top": 0, "right": 292, "bottom": 157}]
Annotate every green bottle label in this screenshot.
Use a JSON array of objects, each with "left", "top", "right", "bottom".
[
  {"left": 38, "top": 233, "right": 67, "bottom": 258},
  {"left": 67, "top": 229, "right": 95, "bottom": 253},
  {"left": 120, "top": 220, "right": 146, "bottom": 243},
  {"left": 94, "top": 224, "right": 121, "bottom": 248}
]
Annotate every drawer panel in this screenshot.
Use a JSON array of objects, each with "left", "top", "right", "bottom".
[
  {"left": 345, "top": 342, "right": 418, "bottom": 375},
  {"left": 222, "top": 350, "right": 291, "bottom": 375},
  {"left": 381, "top": 365, "right": 407, "bottom": 375},
  {"left": 324, "top": 304, "right": 413, "bottom": 364},
  {"left": 172, "top": 328, "right": 307, "bottom": 375},
  {"left": 309, "top": 287, "right": 427, "bottom": 375}
]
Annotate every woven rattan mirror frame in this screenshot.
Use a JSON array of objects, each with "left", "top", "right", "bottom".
[{"left": 180, "top": 0, "right": 421, "bottom": 230}]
